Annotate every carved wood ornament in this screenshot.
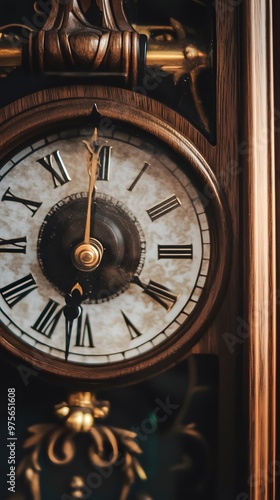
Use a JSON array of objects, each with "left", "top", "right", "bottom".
[{"left": 27, "top": 0, "right": 146, "bottom": 86}]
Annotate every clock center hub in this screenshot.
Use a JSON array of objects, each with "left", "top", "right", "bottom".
[
  {"left": 73, "top": 239, "right": 104, "bottom": 272},
  {"left": 37, "top": 192, "right": 145, "bottom": 302}
]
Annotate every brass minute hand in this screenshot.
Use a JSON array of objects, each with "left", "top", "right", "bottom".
[
  {"left": 82, "top": 128, "right": 100, "bottom": 245},
  {"left": 72, "top": 128, "right": 104, "bottom": 272}
]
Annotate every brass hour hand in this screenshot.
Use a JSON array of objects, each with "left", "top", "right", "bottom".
[{"left": 63, "top": 283, "right": 84, "bottom": 361}]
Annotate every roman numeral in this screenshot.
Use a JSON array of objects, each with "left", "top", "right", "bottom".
[
  {"left": 2, "top": 188, "right": 42, "bottom": 217},
  {"left": 144, "top": 280, "right": 178, "bottom": 311},
  {"left": 121, "top": 312, "right": 142, "bottom": 339},
  {"left": 0, "top": 274, "right": 37, "bottom": 308},
  {"left": 132, "top": 276, "right": 178, "bottom": 311},
  {"left": 147, "top": 195, "right": 181, "bottom": 221},
  {"left": 97, "top": 145, "right": 112, "bottom": 181},
  {"left": 37, "top": 150, "right": 71, "bottom": 188},
  {"left": 158, "top": 244, "right": 193, "bottom": 259},
  {"left": 127, "top": 162, "right": 150, "bottom": 191},
  {"left": 32, "top": 299, "right": 63, "bottom": 338},
  {"left": 75, "top": 311, "right": 94, "bottom": 347},
  {"left": 0, "top": 237, "right": 27, "bottom": 253}
]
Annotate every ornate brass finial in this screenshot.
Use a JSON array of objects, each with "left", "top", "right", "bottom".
[
  {"left": 55, "top": 391, "right": 109, "bottom": 432},
  {"left": 16, "top": 391, "right": 146, "bottom": 500}
]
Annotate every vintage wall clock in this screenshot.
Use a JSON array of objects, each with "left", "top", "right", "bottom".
[
  {"left": 0, "top": 0, "right": 277, "bottom": 499},
  {"left": 0, "top": 88, "right": 229, "bottom": 383}
]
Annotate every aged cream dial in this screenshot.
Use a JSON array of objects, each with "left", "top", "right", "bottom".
[{"left": 0, "top": 122, "right": 210, "bottom": 366}]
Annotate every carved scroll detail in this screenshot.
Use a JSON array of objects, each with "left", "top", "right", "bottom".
[{"left": 27, "top": 0, "right": 146, "bottom": 86}]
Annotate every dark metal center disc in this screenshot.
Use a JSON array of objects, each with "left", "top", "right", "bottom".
[{"left": 38, "top": 193, "right": 145, "bottom": 302}]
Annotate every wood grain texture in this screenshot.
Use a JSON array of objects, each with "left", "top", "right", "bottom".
[
  {"left": 213, "top": 5, "right": 241, "bottom": 497},
  {"left": 273, "top": 0, "right": 280, "bottom": 498},
  {"left": 242, "top": 0, "right": 276, "bottom": 498}
]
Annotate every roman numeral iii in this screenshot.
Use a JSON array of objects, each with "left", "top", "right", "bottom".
[{"left": 158, "top": 244, "right": 193, "bottom": 259}]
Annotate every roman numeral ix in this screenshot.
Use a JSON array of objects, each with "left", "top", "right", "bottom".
[{"left": 0, "top": 237, "right": 27, "bottom": 254}]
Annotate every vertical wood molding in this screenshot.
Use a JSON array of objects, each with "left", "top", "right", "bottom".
[{"left": 243, "top": 0, "right": 276, "bottom": 498}]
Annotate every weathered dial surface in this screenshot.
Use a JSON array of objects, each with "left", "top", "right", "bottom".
[{"left": 0, "top": 124, "right": 210, "bottom": 365}]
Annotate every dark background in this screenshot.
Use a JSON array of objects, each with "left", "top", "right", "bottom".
[{"left": 0, "top": 0, "right": 216, "bottom": 139}]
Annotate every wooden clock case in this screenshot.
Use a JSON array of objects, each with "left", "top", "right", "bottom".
[{"left": 0, "top": 0, "right": 277, "bottom": 499}]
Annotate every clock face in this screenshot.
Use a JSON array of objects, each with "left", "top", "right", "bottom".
[
  {"left": 0, "top": 124, "right": 210, "bottom": 365},
  {"left": 0, "top": 90, "right": 229, "bottom": 382}
]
